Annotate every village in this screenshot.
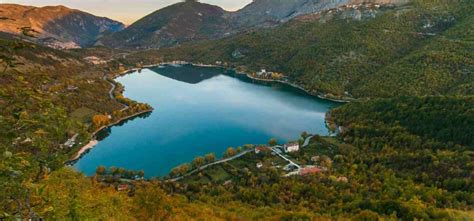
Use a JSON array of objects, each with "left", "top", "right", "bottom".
[
  {"left": 92, "top": 133, "right": 350, "bottom": 195},
  {"left": 171, "top": 133, "right": 349, "bottom": 186}
]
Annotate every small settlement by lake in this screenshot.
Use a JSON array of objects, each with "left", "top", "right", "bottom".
[{"left": 74, "top": 65, "right": 338, "bottom": 178}]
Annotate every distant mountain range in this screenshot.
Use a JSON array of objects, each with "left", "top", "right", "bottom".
[
  {"left": 0, "top": 0, "right": 410, "bottom": 49},
  {"left": 0, "top": 4, "right": 125, "bottom": 48},
  {"left": 99, "top": 0, "right": 410, "bottom": 49}
]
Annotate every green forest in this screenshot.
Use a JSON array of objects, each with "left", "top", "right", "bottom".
[{"left": 126, "top": 0, "right": 474, "bottom": 100}]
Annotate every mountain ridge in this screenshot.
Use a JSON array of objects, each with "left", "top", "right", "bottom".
[
  {"left": 0, "top": 3, "right": 125, "bottom": 48},
  {"left": 97, "top": 1, "right": 233, "bottom": 49},
  {"left": 99, "top": 0, "right": 411, "bottom": 49}
]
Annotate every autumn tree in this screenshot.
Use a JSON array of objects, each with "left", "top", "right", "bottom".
[
  {"left": 179, "top": 164, "right": 190, "bottom": 175},
  {"left": 223, "top": 147, "right": 236, "bottom": 158},
  {"left": 268, "top": 138, "right": 278, "bottom": 146},
  {"left": 204, "top": 153, "right": 216, "bottom": 163},
  {"left": 96, "top": 165, "right": 106, "bottom": 175},
  {"left": 192, "top": 156, "right": 205, "bottom": 169},
  {"left": 92, "top": 114, "right": 110, "bottom": 129}
]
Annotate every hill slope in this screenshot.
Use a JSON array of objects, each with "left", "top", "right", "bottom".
[
  {"left": 97, "top": 1, "right": 232, "bottom": 49},
  {"left": 138, "top": 0, "right": 473, "bottom": 99},
  {"left": 99, "top": 0, "right": 410, "bottom": 49},
  {"left": 0, "top": 4, "right": 125, "bottom": 48}
]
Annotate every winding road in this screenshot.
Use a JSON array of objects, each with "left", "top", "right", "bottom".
[
  {"left": 103, "top": 76, "right": 129, "bottom": 111},
  {"left": 166, "top": 149, "right": 254, "bottom": 182},
  {"left": 271, "top": 146, "right": 301, "bottom": 169},
  {"left": 167, "top": 136, "right": 316, "bottom": 182}
]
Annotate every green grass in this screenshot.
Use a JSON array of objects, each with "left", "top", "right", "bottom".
[{"left": 70, "top": 107, "right": 98, "bottom": 123}]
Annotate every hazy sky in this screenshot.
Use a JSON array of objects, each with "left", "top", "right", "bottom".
[{"left": 1, "top": 0, "right": 253, "bottom": 24}]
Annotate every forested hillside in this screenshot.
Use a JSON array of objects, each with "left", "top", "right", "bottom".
[
  {"left": 4, "top": 96, "right": 471, "bottom": 220},
  {"left": 0, "top": 32, "right": 147, "bottom": 219},
  {"left": 135, "top": 0, "right": 473, "bottom": 100},
  {"left": 330, "top": 96, "right": 474, "bottom": 147}
]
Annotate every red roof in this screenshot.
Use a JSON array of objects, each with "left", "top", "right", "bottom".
[
  {"left": 299, "top": 167, "right": 322, "bottom": 176},
  {"left": 255, "top": 146, "right": 269, "bottom": 153},
  {"left": 117, "top": 184, "right": 129, "bottom": 191}
]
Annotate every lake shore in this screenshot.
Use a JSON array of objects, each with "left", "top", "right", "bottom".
[
  {"left": 70, "top": 108, "right": 153, "bottom": 162},
  {"left": 239, "top": 72, "right": 351, "bottom": 103},
  {"left": 70, "top": 61, "right": 343, "bottom": 165},
  {"left": 68, "top": 68, "right": 154, "bottom": 163},
  {"left": 119, "top": 61, "right": 353, "bottom": 103}
]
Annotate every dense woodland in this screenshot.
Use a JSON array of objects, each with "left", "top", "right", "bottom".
[
  {"left": 0, "top": 0, "right": 473, "bottom": 220},
  {"left": 154, "top": 96, "right": 473, "bottom": 220},
  {"left": 125, "top": 0, "right": 474, "bottom": 100}
]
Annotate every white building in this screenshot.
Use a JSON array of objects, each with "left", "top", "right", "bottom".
[
  {"left": 256, "top": 69, "right": 266, "bottom": 76},
  {"left": 284, "top": 142, "right": 300, "bottom": 153}
]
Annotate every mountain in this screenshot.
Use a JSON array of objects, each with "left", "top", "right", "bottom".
[
  {"left": 0, "top": 4, "right": 125, "bottom": 48},
  {"left": 231, "top": 0, "right": 351, "bottom": 28},
  {"left": 99, "top": 0, "right": 411, "bottom": 49},
  {"left": 231, "top": 0, "right": 410, "bottom": 28},
  {"left": 129, "top": 0, "right": 473, "bottom": 100},
  {"left": 97, "top": 0, "right": 232, "bottom": 49}
]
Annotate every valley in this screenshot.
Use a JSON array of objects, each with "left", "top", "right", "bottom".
[
  {"left": 0, "top": 0, "right": 472, "bottom": 220},
  {"left": 73, "top": 65, "right": 337, "bottom": 178}
]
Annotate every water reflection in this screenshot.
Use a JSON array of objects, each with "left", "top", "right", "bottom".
[
  {"left": 149, "top": 65, "right": 223, "bottom": 84},
  {"left": 96, "top": 112, "right": 152, "bottom": 141}
]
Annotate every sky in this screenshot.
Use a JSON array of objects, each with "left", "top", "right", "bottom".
[{"left": 1, "top": 0, "right": 253, "bottom": 24}]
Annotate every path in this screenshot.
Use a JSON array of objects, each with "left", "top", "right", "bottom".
[
  {"left": 103, "top": 75, "right": 129, "bottom": 111},
  {"left": 269, "top": 135, "right": 313, "bottom": 169},
  {"left": 271, "top": 146, "right": 301, "bottom": 169},
  {"left": 166, "top": 149, "right": 253, "bottom": 182},
  {"left": 168, "top": 137, "right": 314, "bottom": 182},
  {"left": 302, "top": 135, "right": 314, "bottom": 147}
]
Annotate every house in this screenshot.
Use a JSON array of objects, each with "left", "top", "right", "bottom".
[
  {"left": 284, "top": 142, "right": 300, "bottom": 153},
  {"left": 299, "top": 166, "right": 322, "bottom": 176},
  {"left": 256, "top": 69, "right": 267, "bottom": 76},
  {"left": 256, "top": 162, "right": 263, "bottom": 169},
  {"left": 116, "top": 184, "right": 129, "bottom": 191}
]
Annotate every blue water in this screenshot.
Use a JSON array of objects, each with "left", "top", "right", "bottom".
[{"left": 74, "top": 65, "right": 337, "bottom": 177}]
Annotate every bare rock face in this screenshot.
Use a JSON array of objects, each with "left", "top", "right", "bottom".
[
  {"left": 231, "top": 0, "right": 352, "bottom": 28},
  {"left": 0, "top": 4, "right": 125, "bottom": 48},
  {"left": 231, "top": 0, "right": 410, "bottom": 28}
]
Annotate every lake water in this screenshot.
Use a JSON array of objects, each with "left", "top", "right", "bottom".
[{"left": 74, "top": 65, "right": 338, "bottom": 177}]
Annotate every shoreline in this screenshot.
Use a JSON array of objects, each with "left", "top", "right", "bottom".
[
  {"left": 122, "top": 61, "right": 352, "bottom": 103},
  {"left": 239, "top": 72, "right": 351, "bottom": 103},
  {"left": 71, "top": 61, "right": 346, "bottom": 164},
  {"left": 69, "top": 69, "right": 154, "bottom": 162},
  {"left": 69, "top": 109, "right": 153, "bottom": 163}
]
